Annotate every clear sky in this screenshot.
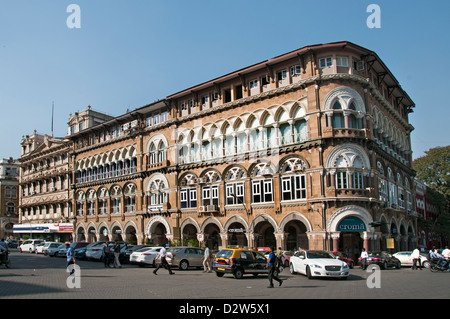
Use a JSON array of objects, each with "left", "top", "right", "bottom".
[{"left": 0, "top": 0, "right": 449, "bottom": 160}]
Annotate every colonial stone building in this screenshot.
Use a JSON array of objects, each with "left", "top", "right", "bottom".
[
  {"left": 0, "top": 158, "right": 20, "bottom": 239},
  {"left": 16, "top": 107, "right": 113, "bottom": 241},
  {"left": 69, "top": 41, "right": 417, "bottom": 258}
]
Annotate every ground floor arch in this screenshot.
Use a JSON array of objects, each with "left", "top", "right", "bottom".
[{"left": 145, "top": 216, "right": 172, "bottom": 246}]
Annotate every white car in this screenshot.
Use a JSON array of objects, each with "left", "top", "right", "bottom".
[
  {"left": 19, "top": 239, "right": 45, "bottom": 253},
  {"left": 85, "top": 241, "right": 108, "bottom": 260},
  {"left": 129, "top": 247, "right": 168, "bottom": 267},
  {"left": 289, "top": 250, "right": 349, "bottom": 279},
  {"left": 36, "top": 242, "right": 59, "bottom": 254},
  {"left": 393, "top": 251, "right": 430, "bottom": 268}
]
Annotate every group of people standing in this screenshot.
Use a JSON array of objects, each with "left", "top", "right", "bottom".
[{"left": 102, "top": 240, "right": 123, "bottom": 268}]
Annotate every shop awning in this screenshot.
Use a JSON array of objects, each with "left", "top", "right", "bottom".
[{"left": 13, "top": 223, "right": 74, "bottom": 234}]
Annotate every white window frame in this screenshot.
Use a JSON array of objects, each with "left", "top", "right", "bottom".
[
  {"left": 290, "top": 65, "right": 301, "bottom": 76},
  {"left": 226, "top": 182, "right": 245, "bottom": 206},
  {"left": 336, "top": 56, "right": 349, "bottom": 67},
  {"left": 319, "top": 57, "right": 333, "bottom": 68}
]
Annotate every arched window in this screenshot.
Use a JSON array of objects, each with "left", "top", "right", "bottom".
[
  {"left": 224, "top": 166, "right": 246, "bottom": 206},
  {"left": 280, "top": 158, "right": 307, "bottom": 201},
  {"left": 250, "top": 163, "right": 274, "bottom": 204},
  {"left": 147, "top": 176, "right": 168, "bottom": 207},
  {"left": 326, "top": 144, "right": 370, "bottom": 190},
  {"left": 200, "top": 170, "right": 221, "bottom": 207},
  {"left": 124, "top": 183, "right": 137, "bottom": 213},
  {"left": 179, "top": 173, "right": 197, "bottom": 209}
]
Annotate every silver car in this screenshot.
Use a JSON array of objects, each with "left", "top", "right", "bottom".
[{"left": 168, "top": 247, "right": 205, "bottom": 270}]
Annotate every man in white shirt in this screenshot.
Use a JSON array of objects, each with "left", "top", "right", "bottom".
[
  {"left": 411, "top": 247, "right": 422, "bottom": 270},
  {"left": 360, "top": 248, "right": 369, "bottom": 270},
  {"left": 153, "top": 245, "right": 174, "bottom": 275},
  {"left": 442, "top": 246, "right": 450, "bottom": 259}
]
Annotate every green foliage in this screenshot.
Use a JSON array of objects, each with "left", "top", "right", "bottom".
[{"left": 413, "top": 145, "right": 450, "bottom": 201}]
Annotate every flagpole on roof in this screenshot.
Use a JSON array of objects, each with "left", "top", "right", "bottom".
[{"left": 51, "top": 101, "right": 54, "bottom": 137}]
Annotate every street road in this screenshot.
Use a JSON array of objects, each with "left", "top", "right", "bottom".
[{"left": 1, "top": 250, "right": 449, "bottom": 300}]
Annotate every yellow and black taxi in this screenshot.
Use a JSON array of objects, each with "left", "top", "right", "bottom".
[{"left": 213, "top": 248, "right": 275, "bottom": 279}]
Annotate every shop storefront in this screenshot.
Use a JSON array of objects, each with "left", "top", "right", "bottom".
[{"left": 13, "top": 223, "right": 74, "bottom": 242}]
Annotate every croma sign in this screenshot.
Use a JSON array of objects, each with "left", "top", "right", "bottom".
[{"left": 337, "top": 216, "right": 367, "bottom": 232}]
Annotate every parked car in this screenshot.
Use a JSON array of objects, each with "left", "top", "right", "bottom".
[
  {"left": 74, "top": 246, "right": 88, "bottom": 260},
  {"left": 289, "top": 250, "right": 349, "bottom": 279},
  {"left": 55, "top": 242, "right": 89, "bottom": 257},
  {"left": 329, "top": 251, "right": 355, "bottom": 269},
  {"left": 129, "top": 246, "right": 165, "bottom": 267},
  {"left": 358, "top": 251, "right": 401, "bottom": 269},
  {"left": 393, "top": 251, "right": 430, "bottom": 268},
  {"left": 45, "top": 244, "right": 66, "bottom": 257},
  {"left": 85, "top": 241, "right": 127, "bottom": 261},
  {"left": 6, "top": 239, "right": 18, "bottom": 248},
  {"left": 36, "top": 242, "right": 59, "bottom": 254},
  {"left": 123, "top": 245, "right": 149, "bottom": 263},
  {"left": 19, "top": 239, "right": 45, "bottom": 253},
  {"left": 168, "top": 247, "right": 204, "bottom": 270},
  {"left": 85, "top": 241, "right": 107, "bottom": 260},
  {"left": 281, "top": 251, "right": 293, "bottom": 267},
  {"left": 213, "top": 248, "right": 270, "bottom": 279}
]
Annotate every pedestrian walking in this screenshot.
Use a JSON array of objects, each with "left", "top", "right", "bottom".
[
  {"left": 360, "top": 248, "right": 368, "bottom": 270},
  {"left": 65, "top": 242, "right": 75, "bottom": 275},
  {"left": 411, "top": 247, "right": 422, "bottom": 270},
  {"left": 103, "top": 243, "right": 112, "bottom": 268},
  {"left": 153, "top": 245, "right": 174, "bottom": 275},
  {"left": 202, "top": 245, "right": 212, "bottom": 272},
  {"left": 267, "top": 247, "right": 283, "bottom": 288},
  {"left": 113, "top": 240, "right": 122, "bottom": 268}
]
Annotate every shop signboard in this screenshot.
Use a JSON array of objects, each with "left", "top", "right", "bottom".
[{"left": 337, "top": 216, "right": 367, "bottom": 232}]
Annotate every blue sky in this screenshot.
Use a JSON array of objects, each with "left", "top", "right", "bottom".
[{"left": 0, "top": 0, "right": 449, "bottom": 160}]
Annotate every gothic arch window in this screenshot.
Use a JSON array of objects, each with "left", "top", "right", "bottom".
[
  {"left": 387, "top": 168, "right": 398, "bottom": 207},
  {"left": 280, "top": 157, "right": 307, "bottom": 201},
  {"left": 323, "top": 87, "right": 365, "bottom": 129},
  {"left": 110, "top": 185, "right": 122, "bottom": 214},
  {"left": 98, "top": 187, "right": 109, "bottom": 215},
  {"left": 87, "top": 189, "right": 96, "bottom": 216},
  {"left": 224, "top": 166, "right": 246, "bottom": 206},
  {"left": 199, "top": 170, "right": 221, "bottom": 207},
  {"left": 147, "top": 175, "right": 168, "bottom": 206},
  {"left": 179, "top": 173, "right": 197, "bottom": 209},
  {"left": 76, "top": 191, "right": 85, "bottom": 216},
  {"left": 326, "top": 144, "right": 370, "bottom": 190},
  {"left": 250, "top": 162, "right": 274, "bottom": 204}
]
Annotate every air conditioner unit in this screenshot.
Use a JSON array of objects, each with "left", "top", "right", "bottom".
[
  {"left": 198, "top": 206, "right": 207, "bottom": 213},
  {"left": 207, "top": 205, "right": 218, "bottom": 212}
]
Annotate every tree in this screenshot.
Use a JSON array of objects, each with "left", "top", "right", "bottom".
[{"left": 413, "top": 145, "right": 450, "bottom": 211}]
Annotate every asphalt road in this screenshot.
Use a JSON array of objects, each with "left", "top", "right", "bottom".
[{"left": 1, "top": 250, "right": 449, "bottom": 301}]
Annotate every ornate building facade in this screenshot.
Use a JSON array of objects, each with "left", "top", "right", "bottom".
[
  {"left": 69, "top": 41, "right": 417, "bottom": 257},
  {"left": 16, "top": 107, "right": 113, "bottom": 241},
  {"left": 0, "top": 158, "right": 20, "bottom": 239}
]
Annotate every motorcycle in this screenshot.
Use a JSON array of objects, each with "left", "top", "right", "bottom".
[
  {"left": 0, "top": 250, "right": 11, "bottom": 268},
  {"left": 429, "top": 258, "right": 449, "bottom": 273}
]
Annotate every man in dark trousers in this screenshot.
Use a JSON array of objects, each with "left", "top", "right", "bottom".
[
  {"left": 267, "top": 247, "right": 283, "bottom": 288},
  {"left": 153, "top": 244, "right": 174, "bottom": 275}
]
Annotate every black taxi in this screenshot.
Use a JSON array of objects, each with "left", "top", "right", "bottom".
[{"left": 213, "top": 248, "right": 275, "bottom": 279}]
